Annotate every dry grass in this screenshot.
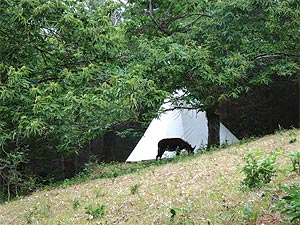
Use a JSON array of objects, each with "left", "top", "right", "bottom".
[{"left": 0, "top": 129, "right": 300, "bottom": 224}]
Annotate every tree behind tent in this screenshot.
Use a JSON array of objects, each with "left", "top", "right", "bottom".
[{"left": 123, "top": 0, "right": 300, "bottom": 147}]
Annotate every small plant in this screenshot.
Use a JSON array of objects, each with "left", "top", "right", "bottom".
[
  {"left": 241, "top": 152, "right": 277, "bottom": 189},
  {"left": 93, "top": 188, "right": 104, "bottom": 198},
  {"left": 220, "top": 140, "right": 230, "bottom": 149},
  {"left": 25, "top": 206, "right": 36, "bottom": 224},
  {"left": 169, "top": 208, "right": 177, "bottom": 224},
  {"left": 276, "top": 126, "right": 286, "bottom": 135},
  {"left": 130, "top": 184, "right": 140, "bottom": 195},
  {"left": 277, "top": 184, "right": 300, "bottom": 223},
  {"left": 243, "top": 204, "right": 258, "bottom": 222},
  {"left": 168, "top": 206, "right": 193, "bottom": 224},
  {"left": 289, "top": 151, "right": 300, "bottom": 175},
  {"left": 85, "top": 203, "right": 105, "bottom": 220},
  {"left": 72, "top": 198, "right": 81, "bottom": 210},
  {"left": 25, "top": 198, "right": 52, "bottom": 224},
  {"left": 82, "top": 155, "right": 99, "bottom": 176},
  {"left": 288, "top": 129, "right": 297, "bottom": 143}
]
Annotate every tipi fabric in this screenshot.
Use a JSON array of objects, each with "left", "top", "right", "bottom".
[{"left": 126, "top": 97, "right": 238, "bottom": 162}]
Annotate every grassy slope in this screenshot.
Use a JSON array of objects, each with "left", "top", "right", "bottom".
[{"left": 0, "top": 129, "right": 300, "bottom": 225}]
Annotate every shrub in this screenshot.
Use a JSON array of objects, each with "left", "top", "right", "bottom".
[
  {"left": 289, "top": 151, "right": 300, "bottom": 175},
  {"left": 82, "top": 155, "right": 99, "bottom": 176},
  {"left": 241, "top": 152, "right": 277, "bottom": 189},
  {"left": 85, "top": 203, "right": 105, "bottom": 220},
  {"left": 0, "top": 147, "right": 29, "bottom": 202},
  {"left": 277, "top": 184, "right": 300, "bottom": 223}
]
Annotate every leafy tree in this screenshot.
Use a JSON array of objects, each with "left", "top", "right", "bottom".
[
  {"left": 0, "top": 0, "right": 165, "bottom": 199},
  {"left": 123, "top": 0, "right": 300, "bottom": 147},
  {"left": 0, "top": 147, "right": 28, "bottom": 201}
]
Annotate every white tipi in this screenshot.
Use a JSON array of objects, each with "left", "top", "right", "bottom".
[{"left": 126, "top": 92, "right": 238, "bottom": 162}]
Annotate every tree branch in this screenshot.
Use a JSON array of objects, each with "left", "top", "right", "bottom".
[
  {"left": 37, "top": 77, "right": 59, "bottom": 83},
  {"left": 146, "top": 1, "right": 212, "bottom": 35},
  {"left": 148, "top": 0, "right": 159, "bottom": 28},
  {"left": 148, "top": 0, "right": 173, "bottom": 35},
  {"left": 162, "top": 106, "right": 200, "bottom": 112},
  {"left": 253, "top": 53, "right": 300, "bottom": 61},
  {"left": 160, "top": 105, "right": 207, "bottom": 116},
  {"left": 163, "top": 3, "right": 173, "bottom": 22},
  {"left": 170, "top": 13, "right": 212, "bottom": 24},
  {"left": 179, "top": 14, "right": 212, "bottom": 33}
]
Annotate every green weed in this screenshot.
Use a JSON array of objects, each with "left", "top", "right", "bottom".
[
  {"left": 85, "top": 203, "right": 105, "bottom": 220},
  {"left": 242, "top": 204, "right": 258, "bottom": 222},
  {"left": 82, "top": 155, "right": 99, "bottom": 176},
  {"left": 169, "top": 208, "right": 176, "bottom": 224},
  {"left": 277, "top": 184, "right": 300, "bottom": 223},
  {"left": 72, "top": 198, "right": 81, "bottom": 210},
  {"left": 130, "top": 184, "right": 140, "bottom": 195},
  {"left": 241, "top": 151, "right": 277, "bottom": 189},
  {"left": 289, "top": 151, "right": 300, "bottom": 175},
  {"left": 168, "top": 206, "right": 194, "bottom": 224}
]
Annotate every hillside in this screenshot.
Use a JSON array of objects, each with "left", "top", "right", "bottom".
[{"left": 0, "top": 129, "right": 299, "bottom": 224}]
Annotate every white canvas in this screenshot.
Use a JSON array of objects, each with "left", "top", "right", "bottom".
[{"left": 126, "top": 95, "right": 238, "bottom": 162}]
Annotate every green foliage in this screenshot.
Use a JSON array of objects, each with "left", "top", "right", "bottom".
[
  {"left": 277, "top": 184, "right": 300, "bottom": 223},
  {"left": 0, "top": 0, "right": 165, "bottom": 200},
  {"left": 72, "top": 198, "right": 81, "bottom": 210},
  {"left": 0, "top": 148, "right": 28, "bottom": 202},
  {"left": 85, "top": 203, "right": 106, "bottom": 220},
  {"left": 167, "top": 206, "right": 194, "bottom": 224},
  {"left": 169, "top": 208, "right": 176, "bottom": 224},
  {"left": 289, "top": 151, "right": 300, "bottom": 175},
  {"left": 288, "top": 129, "right": 297, "bottom": 144},
  {"left": 0, "top": 0, "right": 165, "bottom": 140},
  {"left": 125, "top": 0, "right": 300, "bottom": 110},
  {"left": 242, "top": 204, "right": 258, "bottom": 223},
  {"left": 241, "top": 152, "right": 277, "bottom": 189},
  {"left": 124, "top": 0, "right": 300, "bottom": 148},
  {"left": 82, "top": 155, "right": 99, "bottom": 176},
  {"left": 130, "top": 183, "right": 140, "bottom": 195}
]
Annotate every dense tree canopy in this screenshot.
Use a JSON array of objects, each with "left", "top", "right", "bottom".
[
  {"left": 124, "top": 0, "right": 300, "bottom": 145},
  {"left": 0, "top": 0, "right": 164, "bottom": 151},
  {"left": 0, "top": 0, "right": 165, "bottom": 199}
]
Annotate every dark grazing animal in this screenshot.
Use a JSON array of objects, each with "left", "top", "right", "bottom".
[{"left": 156, "top": 138, "right": 196, "bottom": 160}]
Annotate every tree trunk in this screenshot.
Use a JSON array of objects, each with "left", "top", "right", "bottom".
[{"left": 206, "top": 105, "right": 220, "bottom": 148}]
